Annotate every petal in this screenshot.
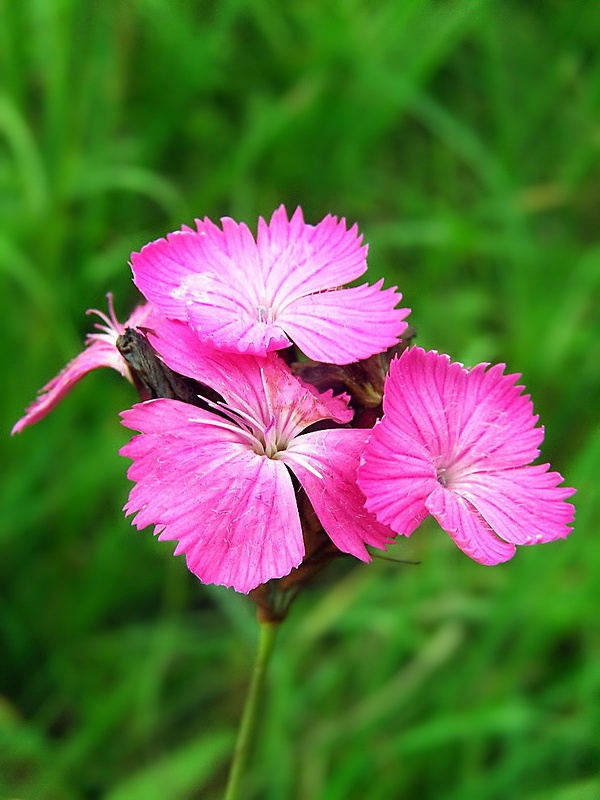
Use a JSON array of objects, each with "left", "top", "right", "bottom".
[
  {"left": 11, "top": 339, "right": 127, "bottom": 434},
  {"left": 280, "top": 281, "right": 409, "bottom": 364},
  {"left": 382, "top": 348, "right": 544, "bottom": 470},
  {"left": 179, "top": 270, "right": 291, "bottom": 355},
  {"left": 130, "top": 215, "right": 272, "bottom": 333},
  {"left": 12, "top": 298, "right": 163, "bottom": 434},
  {"left": 457, "top": 465, "right": 575, "bottom": 546},
  {"left": 358, "top": 418, "right": 436, "bottom": 536},
  {"left": 455, "top": 361, "right": 544, "bottom": 468},
  {"left": 382, "top": 348, "right": 466, "bottom": 457},
  {"left": 131, "top": 231, "right": 207, "bottom": 320},
  {"left": 256, "top": 206, "right": 369, "bottom": 301},
  {"left": 281, "top": 428, "right": 394, "bottom": 559},
  {"left": 145, "top": 317, "right": 220, "bottom": 384},
  {"left": 131, "top": 218, "right": 263, "bottom": 316},
  {"left": 132, "top": 207, "right": 407, "bottom": 361},
  {"left": 148, "top": 319, "right": 353, "bottom": 428},
  {"left": 425, "top": 483, "right": 516, "bottom": 564},
  {"left": 120, "top": 399, "right": 305, "bottom": 593}
]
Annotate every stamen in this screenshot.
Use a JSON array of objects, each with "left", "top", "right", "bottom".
[
  {"left": 105, "top": 292, "right": 120, "bottom": 329},
  {"left": 86, "top": 294, "right": 122, "bottom": 337},
  {"left": 189, "top": 415, "right": 264, "bottom": 453},
  {"left": 259, "top": 366, "right": 274, "bottom": 421},
  {"left": 86, "top": 308, "right": 116, "bottom": 336},
  {"left": 263, "top": 417, "right": 279, "bottom": 457},
  {"left": 278, "top": 451, "right": 323, "bottom": 479},
  {"left": 201, "top": 393, "right": 265, "bottom": 436},
  {"left": 274, "top": 401, "right": 303, "bottom": 442},
  {"left": 256, "top": 304, "right": 273, "bottom": 324}
]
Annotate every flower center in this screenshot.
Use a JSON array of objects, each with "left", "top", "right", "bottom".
[
  {"left": 434, "top": 457, "right": 461, "bottom": 489},
  {"left": 256, "top": 304, "right": 274, "bottom": 324},
  {"left": 436, "top": 470, "right": 448, "bottom": 488},
  {"left": 196, "top": 395, "right": 291, "bottom": 460},
  {"left": 435, "top": 452, "right": 481, "bottom": 492}
]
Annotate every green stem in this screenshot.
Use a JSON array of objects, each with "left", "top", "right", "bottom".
[{"left": 224, "top": 620, "right": 280, "bottom": 800}]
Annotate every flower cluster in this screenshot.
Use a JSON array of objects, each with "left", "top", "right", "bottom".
[{"left": 14, "top": 206, "right": 575, "bottom": 604}]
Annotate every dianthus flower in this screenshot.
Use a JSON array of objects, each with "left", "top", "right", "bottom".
[
  {"left": 130, "top": 206, "right": 409, "bottom": 365},
  {"left": 358, "top": 347, "right": 575, "bottom": 564},
  {"left": 120, "top": 319, "right": 393, "bottom": 593},
  {"left": 12, "top": 297, "right": 157, "bottom": 434}
]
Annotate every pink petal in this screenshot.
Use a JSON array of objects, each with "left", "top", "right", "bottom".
[
  {"left": 281, "top": 428, "right": 394, "bottom": 559},
  {"left": 12, "top": 298, "right": 161, "bottom": 434},
  {"left": 454, "top": 361, "right": 544, "bottom": 468},
  {"left": 358, "top": 419, "right": 436, "bottom": 536},
  {"left": 280, "top": 280, "right": 410, "bottom": 364},
  {"left": 457, "top": 465, "right": 575, "bottom": 546},
  {"left": 180, "top": 208, "right": 372, "bottom": 357},
  {"left": 115, "top": 300, "right": 161, "bottom": 331},
  {"left": 256, "top": 206, "right": 369, "bottom": 300},
  {"left": 132, "top": 207, "right": 409, "bottom": 362},
  {"left": 131, "top": 217, "right": 268, "bottom": 337},
  {"left": 130, "top": 219, "right": 260, "bottom": 320},
  {"left": 382, "top": 348, "right": 544, "bottom": 469},
  {"left": 425, "top": 483, "right": 517, "bottom": 564},
  {"left": 145, "top": 317, "right": 217, "bottom": 384},
  {"left": 11, "top": 339, "right": 126, "bottom": 434},
  {"left": 359, "top": 346, "right": 576, "bottom": 563},
  {"left": 148, "top": 319, "right": 353, "bottom": 427},
  {"left": 130, "top": 232, "right": 199, "bottom": 320},
  {"left": 178, "top": 270, "right": 291, "bottom": 354},
  {"left": 120, "top": 399, "right": 305, "bottom": 593}
]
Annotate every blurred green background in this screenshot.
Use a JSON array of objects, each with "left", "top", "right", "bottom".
[{"left": 2, "top": 0, "right": 599, "bottom": 798}]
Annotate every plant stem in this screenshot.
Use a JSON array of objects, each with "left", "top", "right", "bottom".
[{"left": 224, "top": 620, "right": 280, "bottom": 800}]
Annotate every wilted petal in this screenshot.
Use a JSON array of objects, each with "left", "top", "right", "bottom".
[
  {"left": 11, "top": 340, "right": 125, "bottom": 434},
  {"left": 12, "top": 299, "right": 157, "bottom": 434}
]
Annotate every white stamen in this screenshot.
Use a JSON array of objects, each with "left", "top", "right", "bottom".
[{"left": 189, "top": 415, "right": 264, "bottom": 452}]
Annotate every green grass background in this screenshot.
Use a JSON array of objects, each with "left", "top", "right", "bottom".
[{"left": 2, "top": 1, "right": 599, "bottom": 798}]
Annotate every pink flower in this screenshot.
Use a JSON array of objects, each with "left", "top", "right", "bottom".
[
  {"left": 358, "top": 347, "right": 575, "bottom": 564},
  {"left": 12, "top": 296, "right": 156, "bottom": 434},
  {"left": 120, "top": 320, "right": 392, "bottom": 593},
  {"left": 130, "top": 205, "right": 409, "bottom": 365}
]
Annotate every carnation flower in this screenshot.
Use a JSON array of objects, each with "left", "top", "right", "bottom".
[
  {"left": 120, "top": 320, "right": 393, "bottom": 593},
  {"left": 130, "top": 205, "right": 409, "bottom": 365},
  {"left": 358, "top": 347, "right": 575, "bottom": 564},
  {"left": 12, "top": 297, "right": 156, "bottom": 434}
]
